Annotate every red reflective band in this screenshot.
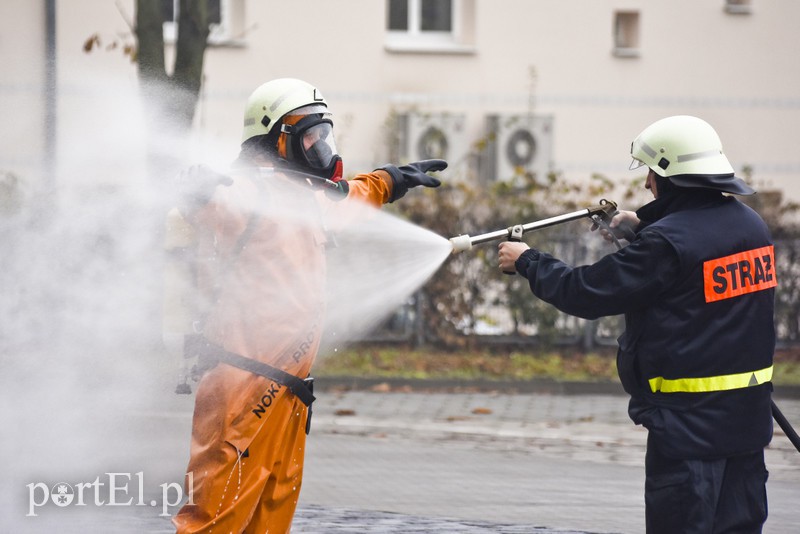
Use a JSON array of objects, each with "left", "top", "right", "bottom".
[{"left": 703, "top": 245, "right": 777, "bottom": 303}]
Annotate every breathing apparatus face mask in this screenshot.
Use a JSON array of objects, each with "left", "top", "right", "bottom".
[{"left": 279, "top": 111, "right": 343, "bottom": 183}]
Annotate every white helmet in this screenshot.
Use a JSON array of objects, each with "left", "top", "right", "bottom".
[
  {"left": 242, "top": 78, "right": 328, "bottom": 143},
  {"left": 630, "top": 115, "right": 754, "bottom": 195},
  {"left": 241, "top": 78, "right": 343, "bottom": 183}
]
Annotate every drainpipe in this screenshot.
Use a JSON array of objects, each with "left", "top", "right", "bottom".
[{"left": 44, "top": 0, "right": 56, "bottom": 189}]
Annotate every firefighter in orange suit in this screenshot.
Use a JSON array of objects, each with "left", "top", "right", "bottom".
[
  {"left": 499, "top": 116, "right": 775, "bottom": 533},
  {"left": 165, "top": 78, "right": 446, "bottom": 533}
]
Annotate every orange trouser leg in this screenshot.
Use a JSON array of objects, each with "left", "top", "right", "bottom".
[
  {"left": 243, "top": 398, "right": 308, "bottom": 534},
  {"left": 174, "top": 391, "right": 309, "bottom": 534}
]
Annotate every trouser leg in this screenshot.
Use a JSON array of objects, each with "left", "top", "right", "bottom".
[
  {"left": 173, "top": 388, "right": 304, "bottom": 533},
  {"left": 712, "top": 450, "right": 768, "bottom": 534},
  {"left": 644, "top": 434, "right": 768, "bottom": 534},
  {"left": 645, "top": 433, "right": 723, "bottom": 534},
  {"left": 244, "top": 396, "right": 309, "bottom": 534}
]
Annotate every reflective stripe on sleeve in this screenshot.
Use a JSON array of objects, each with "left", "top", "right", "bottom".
[{"left": 648, "top": 365, "right": 773, "bottom": 393}]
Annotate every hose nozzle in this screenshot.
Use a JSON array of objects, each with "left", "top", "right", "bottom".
[
  {"left": 449, "top": 234, "right": 473, "bottom": 253},
  {"left": 447, "top": 199, "right": 628, "bottom": 256}
]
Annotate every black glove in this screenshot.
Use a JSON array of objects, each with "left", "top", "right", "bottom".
[
  {"left": 175, "top": 164, "right": 233, "bottom": 213},
  {"left": 378, "top": 159, "right": 447, "bottom": 203}
]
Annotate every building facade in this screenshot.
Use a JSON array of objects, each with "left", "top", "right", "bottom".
[{"left": 2, "top": 0, "right": 799, "bottom": 203}]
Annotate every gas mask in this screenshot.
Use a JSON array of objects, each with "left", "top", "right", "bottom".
[{"left": 279, "top": 112, "right": 343, "bottom": 183}]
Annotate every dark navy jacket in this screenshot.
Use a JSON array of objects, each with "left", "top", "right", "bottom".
[{"left": 515, "top": 190, "right": 775, "bottom": 459}]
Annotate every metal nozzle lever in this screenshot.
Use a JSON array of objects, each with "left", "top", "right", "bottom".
[{"left": 590, "top": 214, "right": 623, "bottom": 250}]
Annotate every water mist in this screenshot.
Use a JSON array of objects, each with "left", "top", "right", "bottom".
[{"left": 0, "top": 76, "right": 451, "bottom": 532}]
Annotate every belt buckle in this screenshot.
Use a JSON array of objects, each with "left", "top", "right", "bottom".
[
  {"left": 303, "top": 376, "right": 315, "bottom": 393},
  {"left": 304, "top": 376, "right": 314, "bottom": 435}
]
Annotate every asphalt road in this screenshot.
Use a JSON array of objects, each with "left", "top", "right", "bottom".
[{"left": 5, "top": 383, "right": 799, "bottom": 533}]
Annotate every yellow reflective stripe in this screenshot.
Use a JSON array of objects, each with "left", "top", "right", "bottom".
[{"left": 648, "top": 365, "right": 773, "bottom": 393}]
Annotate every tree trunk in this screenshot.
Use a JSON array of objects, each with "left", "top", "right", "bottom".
[
  {"left": 135, "top": 0, "right": 167, "bottom": 86},
  {"left": 132, "top": 0, "right": 210, "bottom": 350},
  {"left": 173, "top": 0, "right": 209, "bottom": 128},
  {"left": 135, "top": 0, "right": 209, "bottom": 139}
]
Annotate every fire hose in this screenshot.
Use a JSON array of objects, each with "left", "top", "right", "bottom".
[{"left": 448, "top": 198, "right": 800, "bottom": 453}]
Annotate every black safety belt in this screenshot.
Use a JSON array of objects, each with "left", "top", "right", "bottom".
[
  {"left": 216, "top": 349, "right": 316, "bottom": 407},
  {"left": 186, "top": 334, "right": 315, "bottom": 407}
]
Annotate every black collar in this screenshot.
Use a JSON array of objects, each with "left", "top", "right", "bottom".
[{"left": 636, "top": 189, "right": 726, "bottom": 228}]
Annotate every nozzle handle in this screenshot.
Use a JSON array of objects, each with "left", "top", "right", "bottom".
[
  {"left": 590, "top": 203, "right": 637, "bottom": 250},
  {"left": 614, "top": 217, "right": 638, "bottom": 243},
  {"left": 502, "top": 225, "right": 524, "bottom": 276}
]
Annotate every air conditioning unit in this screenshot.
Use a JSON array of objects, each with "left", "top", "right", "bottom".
[
  {"left": 482, "top": 114, "right": 554, "bottom": 185},
  {"left": 395, "top": 112, "right": 469, "bottom": 180}
]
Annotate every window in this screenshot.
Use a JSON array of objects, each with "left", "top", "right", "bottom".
[
  {"left": 613, "top": 11, "right": 640, "bottom": 58},
  {"left": 162, "top": 0, "right": 246, "bottom": 46},
  {"left": 389, "top": 0, "right": 452, "bottom": 32},
  {"left": 386, "top": 0, "right": 475, "bottom": 53},
  {"left": 724, "top": 0, "right": 753, "bottom": 15},
  {"left": 388, "top": 0, "right": 409, "bottom": 31},
  {"left": 420, "top": 0, "right": 453, "bottom": 32}
]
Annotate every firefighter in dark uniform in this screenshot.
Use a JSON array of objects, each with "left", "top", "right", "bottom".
[{"left": 498, "top": 115, "right": 775, "bottom": 533}]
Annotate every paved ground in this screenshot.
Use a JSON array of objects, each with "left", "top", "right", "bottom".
[
  {"left": 301, "top": 386, "right": 800, "bottom": 534},
  {"left": 6, "top": 380, "right": 799, "bottom": 533}
]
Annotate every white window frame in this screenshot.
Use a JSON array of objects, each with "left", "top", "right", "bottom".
[
  {"left": 163, "top": 0, "right": 246, "bottom": 47},
  {"left": 386, "top": 0, "right": 476, "bottom": 54}
]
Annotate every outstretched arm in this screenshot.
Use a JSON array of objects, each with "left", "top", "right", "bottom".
[{"left": 346, "top": 159, "right": 447, "bottom": 207}]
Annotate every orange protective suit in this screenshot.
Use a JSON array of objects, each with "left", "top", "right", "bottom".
[{"left": 171, "top": 165, "right": 391, "bottom": 533}]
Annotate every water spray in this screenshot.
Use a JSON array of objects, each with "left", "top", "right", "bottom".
[{"left": 449, "top": 199, "right": 636, "bottom": 254}]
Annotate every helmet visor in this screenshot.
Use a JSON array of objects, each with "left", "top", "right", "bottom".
[{"left": 629, "top": 158, "right": 646, "bottom": 171}]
